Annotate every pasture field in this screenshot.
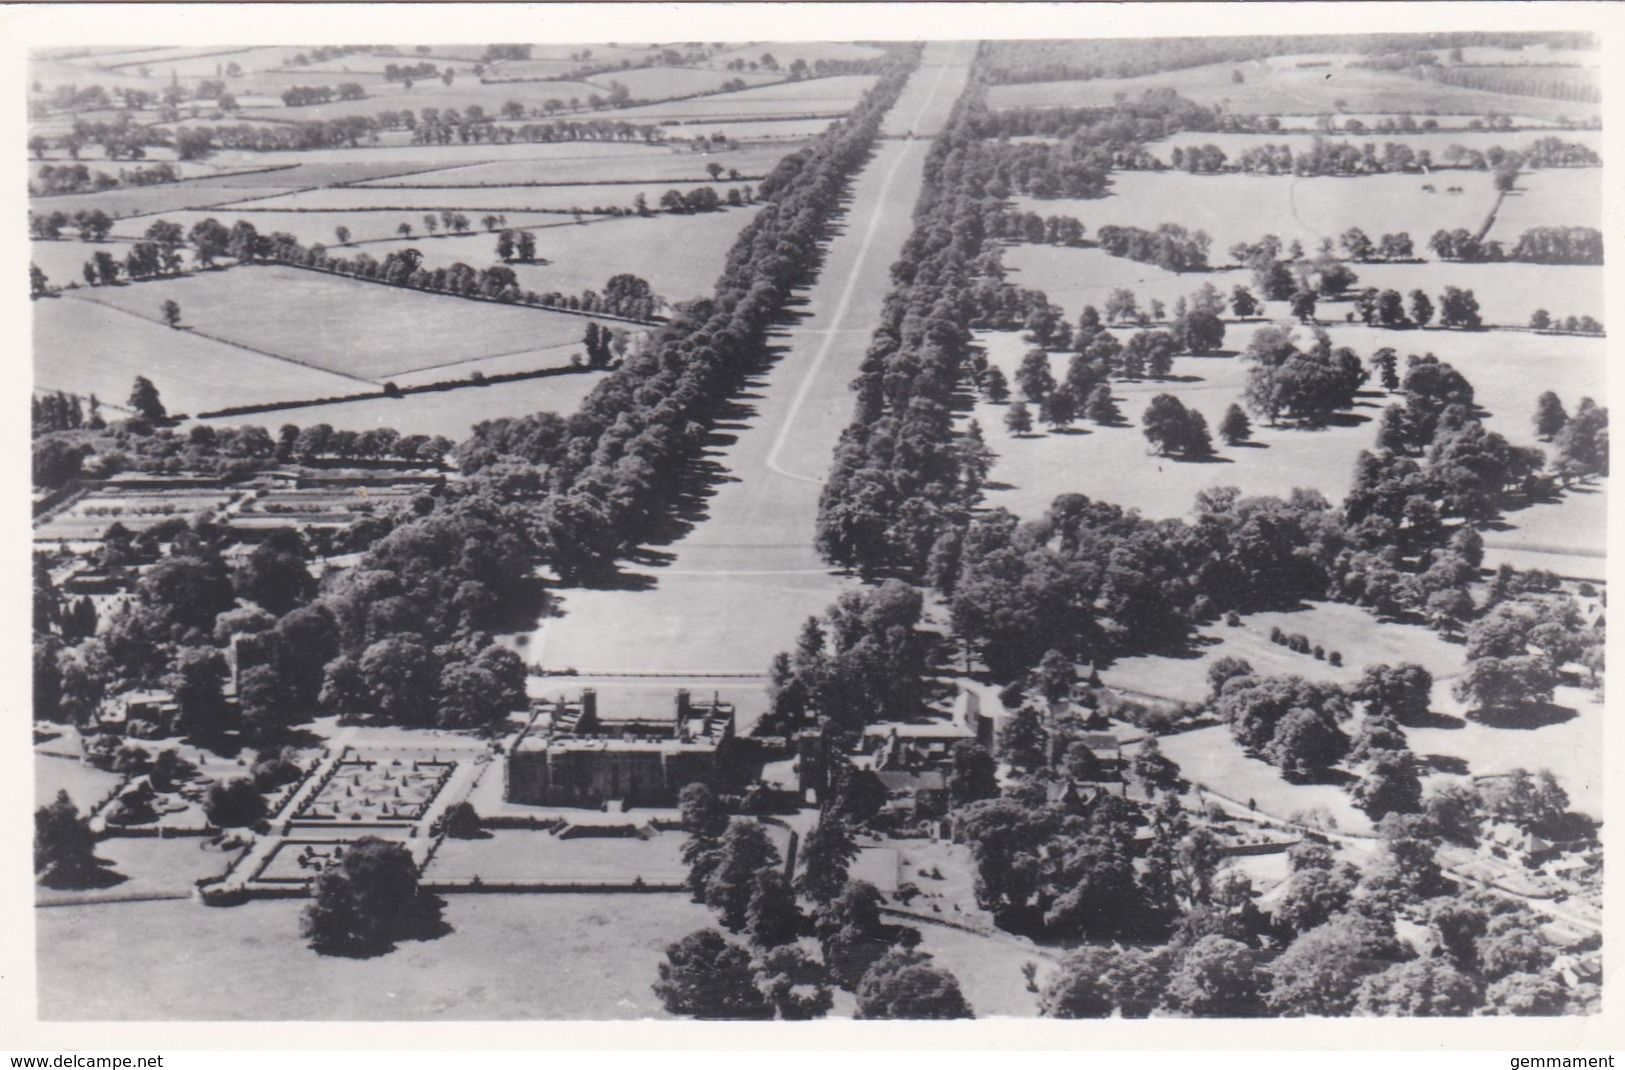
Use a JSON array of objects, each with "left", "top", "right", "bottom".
[
  {"left": 29, "top": 238, "right": 140, "bottom": 284},
  {"left": 581, "top": 65, "right": 782, "bottom": 99},
  {"left": 599, "top": 74, "right": 880, "bottom": 122},
  {"left": 29, "top": 184, "right": 300, "bottom": 222},
  {"left": 35, "top": 894, "right": 718, "bottom": 1019},
  {"left": 704, "top": 42, "right": 888, "bottom": 68},
  {"left": 963, "top": 316, "right": 1601, "bottom": 524},
  {"left": 1330, "top": 260, "right": 1605, "bottom": 327},
  {"left": 1100, "top": 600, "right": 1467, "bottom": 706},
  {"left": 258, "top": 81, "right": 611, "bottom": 123},
  {"left": 69, "top": 265, "right": 589, "bottom": 382},
  {"left": 34, "top": 297, "right": 364, "bottom": 416},
  {"left": 229, "top": 180, "right": 754, "bottom": 214},
  {"left": 205, "top": 137, "right": 687, "bottom": 171},
  {"left": 91, "top": 45, "right": 308, "bottom": 75},
  {"left": 1012, "top": 169, "right": 1500, "bottom": 260},
  {"left": 197, "top": 371, "right": 610, "bottom": 441},
  {"left": 986, "top": 54, "right": 1599, "bottom": 122},
  {"left": 105, "top": 209, "right": 577, "bottom": 249},
  {"left": 161, "top": 158, "right": 458, "bottom": 187},
  {"left": 659, "top": 117, "right": 839, "bottom": 140},
  {"left": 361, "top": 207, "right": 764, "bottom": 304},
  {"left": 357, "top": 143, "right": 801, "bottom": 186},
  {"left": 1490, "top": 167, "right": 1605, "bottom": 241},
  {"left": 1155, "top": 126, "right": 1603, "bottom": 160},
  {"left": 1481, "top": 484, "right": 1608, "bottom": 582}
]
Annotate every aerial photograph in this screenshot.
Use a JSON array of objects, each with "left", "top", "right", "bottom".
[{"left": 25, "top": 16, "right": 1606, "bottom": 1025}]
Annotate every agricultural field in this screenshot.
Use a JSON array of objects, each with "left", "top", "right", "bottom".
[
  {"left": 108, "top": 209, "right": 577, "bottom": 249},
  {"left": 252, "top": 81, "right": 613, "bottom": 123},
  {"left": 1013, "top": 169, "right": 1501, "bottom": 260},
  {"left": 986, "top": 53, "right": 1600, "bottom": 122},
  {"left": 1489, "top": 166, "right": 1605, "bottom": 240},
  {"left": 205, "top": 137, "right": 697, "bottom": 172},
  {"left": 1154, "top": 126, "right": 1603, "bottom": 160},
  {"left": 33, "top": 296, "right": 365, "bottom": 416},
  {"left": 227, "top": 180, "right": 753, "bottom": 214},
  {"left": 581, "top": 65, "right": 782, "bottom": 100},
  {"left": 68, "top": 265, "right": 589, "bottom": 382},
  {"left": 598, "top": 74, "right": 880, "bottom": 122},
  {"left": 357, "top": 207, "right": 764, "bottom": 304},
  {"left": 29, "top": 183, "right": 301, "bottom": 222},
  {"left": 704, "top": 42, "right": 887, "bottom": 69},
  {"left": 197, "top": 370, "right": 610, "bottom": 441},
  {"left": 356, "top": 143, "right": 799, "bottom": 186}
]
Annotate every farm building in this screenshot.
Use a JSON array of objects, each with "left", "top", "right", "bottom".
[{"left": 506, "top": 688, "right": 736, "bottom": 810}]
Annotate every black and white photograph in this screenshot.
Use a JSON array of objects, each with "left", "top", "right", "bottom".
[{"left": 8, "top": 0, "right": 1618, "bottom": 1042}]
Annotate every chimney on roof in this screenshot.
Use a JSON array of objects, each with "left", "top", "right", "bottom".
[
  {"left": 675, "top": 688, "right": 691, "bottom": 720},
  {"left": 580, "top": 688, "right": 597, "bottom": 732}
]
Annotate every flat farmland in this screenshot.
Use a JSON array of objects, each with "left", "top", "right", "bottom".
[
  {"left": 159, "top": 158, "right": 458, "bottom": 187},
  {"left": 357, "top": 144, "right": 801, "bottom": 186},
  {"left": 109, "top": 209, "right": 577, "bottom": 248},
  {"left": 1013, "top": 170, "right": 1500, "bottom": 259},
  {"left": 198, "top": 371, "right": 609, "bottom": 440},
  {"left": 582, "top": 66, "right": 782, "bottom": 99},
  {"left": 986, "top": 56, "right": 1598, "bottom": 122},
  {"left": 661, "top": 117, "right": 838, "bottom": 140},
  {"left": 599, "top": 74, "right": 879, "bottom": 122},
  {"left": 229, "top": 181, "right": 753, "bottom": 214},
  {"left": 70, "top": 266, "right": 590, "bottom": 381},
  {"left": 1000, "top": 242, "right": 1245, "bottom": 314},
  {"left": 35, "top": 894, "right": 718, "bottom": 1019},
  {"left": 254, "top": 81, "right": 610, "bottom": 123},
  {"left": 1156, "top": 127, "right": 1603, "bottom": 160},
  {"left": 1490, "top": 167, "right": 1605, "bottom": 241},
  {"left": 362, "top": 208, "right": 764, "bottom": 304},
  {"left": 29, "top": 184, "right": 299, "bottom": 222},
  {"left": 205, "top": 137, "right": 683, "bottom": 172},
  {"left": 34, "top": 297, "right": 364, "bottom": 416},
  {"left": 705, "top": 42, "right": 887, "bottom": 68},
  {"left": 29, "top": 238, "right": 139, "bottom": 284}
]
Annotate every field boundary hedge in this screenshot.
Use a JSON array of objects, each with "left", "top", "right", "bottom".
[{"left": 196, "top": 360, "right": 593, "bottom": 420}]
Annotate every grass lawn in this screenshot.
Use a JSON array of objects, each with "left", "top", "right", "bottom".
[
  {"left": 1014, "top": 170, "right": 1500, "bottom": 264},
  {"left": 424, "top": 829, "right": 688, "bottom": 882},
  {"left": 37, "top": 838, "right": 241, "bottom": 905},
  {"left": 35, "top": 753, "right": 122, "bottom": 815},
  {"left": 71, "top": 265, "right": 589, "bottom": 381},
  {"left": 1405, "top": 684, "right": 1604, "bottom": 820},
  {"left": 1159, "top": 724, "right": 1376, "bottom": 835},
  {"left": 35, "top": 893, "right": 716, "bottom": 1019},
  {"left": 35, "top": 296, "right": 364, "bottom": 416},
  {"left": 1098, "top": 600, "right": 1467, "bottom": 706},
  {"left": 230, "top": 181, "right": 754, "bottom": 214},
  {"left": 360, "top": 144, "right": 803, "bottom": 187},
  {"left": 362, "top": 208, "right": 763, "bottom": 304},
  {"left": 986, "top": 54, "right": 1597, "bottom": 122}
]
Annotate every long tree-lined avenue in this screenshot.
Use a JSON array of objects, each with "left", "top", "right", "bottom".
[{"left": 530, "top": 41, "right": 976, "bottom": 675}]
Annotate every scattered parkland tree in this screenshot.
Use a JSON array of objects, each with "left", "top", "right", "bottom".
[
  {"left": 301, "top": 835, "right": 443, "bottom": 956},
  {"left": 1218, "top": 403, "right": 1251, "bottom": 445},
  {"left": 34, "top": 790, "right": 115, "bottom": 889},
  {"left": 128, "top": 376, "right": 166, "bottom": 422},
  {"left": 161, "top": 299, "right": 181, "bottom": 328},
  {"left": 1004, "top": 399, "right": 1034, "bottom": 436},
  {"left": 1142, "top": 394, "right": 1213, "bottom": 458},
  {"left": 1534, "top": 391, "right": 1568, "bottom": 440}
]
